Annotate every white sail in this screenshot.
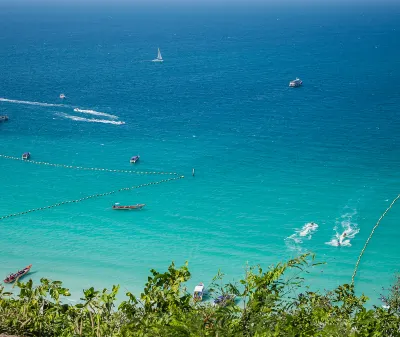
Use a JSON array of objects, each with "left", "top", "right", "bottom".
[{"left": 152, "top": 48, "right": 163, "bottom": 62}]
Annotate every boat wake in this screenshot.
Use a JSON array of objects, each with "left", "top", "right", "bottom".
[
  {"left": 73, "top": 108, "right": 118, "bottom": 119},
  {"left": 325, "top": 209, "right": 360, "bottom": 247},
  {"left": 57, "top": 113, "right": 125, "bottom": 125},
  {"left": 285, "top": 222, "right": 319, "bottom": 252},
  {"left": 0, "top": 97, "right": 64, "bottom": 107},
  {"left": 0, "top": 96, "right": 123, "bottom": 125}
]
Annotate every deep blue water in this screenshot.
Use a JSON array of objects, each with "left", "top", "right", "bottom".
[{"left": 0, "top": 2, "right": 399, "bottom": 305}]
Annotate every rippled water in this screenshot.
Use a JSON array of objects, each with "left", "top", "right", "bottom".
[{"left": 0, "top": 2, "right": 399, "bottom": 305}]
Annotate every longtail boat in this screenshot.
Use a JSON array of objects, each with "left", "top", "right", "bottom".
[
  {"left": 4, "top": 264, "right": 32, "bottom": 284},
  {"left": 112, "top": 203, "right": 145, "bottom": 210}
]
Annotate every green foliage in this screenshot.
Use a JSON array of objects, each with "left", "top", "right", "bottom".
[
  {"left": 381, "top": 273, "right": 400, "bottom": 314},
  {"left": 0, "top": 256, "right": 399, "bottom": 337}
]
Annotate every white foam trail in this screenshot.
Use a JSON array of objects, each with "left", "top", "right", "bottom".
[
  {"left": 285, "top": 222, "right": 319, "bottom": 252},
  {"left": 0, "top": 97, "right": 119, "bottom": 120},
  {"left": 325, "top": 227, "right": 360, "bottom": 247},
  {"left": 57, "top": 113, "right": 125, "bottom": 125},
  {"left": 285, "top": 235, "right": 303, "bottom": 252},
  {"left": 299, "top": 222, "right": 319, "bottom": 237},
  {"left": 73, "top": 108, "right": 118, "bottom": 119},
  {"left": 0, "top": 97, "right": 64, "bottom": 107},
  {"left": 325, "top": 209, "right": 360, "bottom": 247}
]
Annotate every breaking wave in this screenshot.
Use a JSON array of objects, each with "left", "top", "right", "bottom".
[
  {"left": 57, "top": 113, "right": 125, "bottom": 125},
  {"left": 73, "top": 108, "right": 118, "bottom": 119}
]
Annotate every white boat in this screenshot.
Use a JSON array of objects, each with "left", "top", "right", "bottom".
[
  {"left": 152, "top": 48, "right": 163, "bottom": 62},
  {"left": 193, "top": 283, "right": 205, "bottom": 302},
  {"left": 59, "top": 93, "right": 66, "bottom": 99},
  {"left": 289, "top": 78, "right": 303, "bottom": 87}
]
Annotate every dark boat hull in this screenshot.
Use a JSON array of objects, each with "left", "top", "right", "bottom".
[
  {"left": 112, "top": 204, "right": 145, "bottom": 210},
  {"left": 130, "top": 156, "right": 140, "bottom": 163},
  {"left": 4, "top": 265, "right": 32, "bottom": 284}
]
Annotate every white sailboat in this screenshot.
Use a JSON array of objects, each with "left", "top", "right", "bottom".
[{"left": 152, "top": 48, "right": 163, "bottom": 62}]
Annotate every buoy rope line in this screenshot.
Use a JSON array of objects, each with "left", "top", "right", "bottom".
[
  {"left": 0, "top": 154, "right": 185, "bottom": 221},
  {"left": 351, "top": 194, "right": 400, "bottom": 286},
  {"left": 0, "top": 154, "right": 178, "bottom": 175},
  {"left": 0, "top": 176, "right": 184, "bottom": 221}
]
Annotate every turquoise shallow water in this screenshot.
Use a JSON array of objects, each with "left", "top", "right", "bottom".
[{"left": 0, "top": 2, "right": 399, "bottom": 305}]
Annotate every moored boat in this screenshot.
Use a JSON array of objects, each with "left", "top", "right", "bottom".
[
  {"left": 112, "top": 203, "right": 145, "bottom": 210},
  {"left": 0, "top": 115, "right": 8, "bottom": 122},
  {"left": 59, "top": 93, "right": 66, "bottom": 99},
  {"left": 193, "top": 282, "right": 205, "bottom": 302},
  {"left": 130, "top": 155, "right": 140, "bottom": 163},
  {"left": 4, "top": 264, "right": 32, "bottom": 283},
  {"left": 289, "top": 78, "right": 303, "bottom": 87},
  {"left": 22, "top": 152, "right": 30, "bottom": 160}
]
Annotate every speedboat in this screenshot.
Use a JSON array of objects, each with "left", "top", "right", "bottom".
[
  {"left": 213, "top": 294, "right": 236, "bottom": 307},
  {"left": 112, "top": 203, "right": 145, "bottom": 210},
  {"left": 130, "top": 155, "right": 140, "bottom": 163},
  {"left": 193, "top": 282, "right": 205, "bottom": 302},
  {"left": 22, "top": 152, "right": 30, "bottom": 160},
  {"left": 289, "top": 78, "right": 303, "bottom": 87},
  {"left": 4, "top": 264, "right": 32, "bottom": 283}
]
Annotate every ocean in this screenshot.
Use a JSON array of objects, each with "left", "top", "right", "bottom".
[{"left": 0, "top": 1, "right": 399, "bottom": 306}]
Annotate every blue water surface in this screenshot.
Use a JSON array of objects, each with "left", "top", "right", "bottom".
[{"left": 0, "top": 1, "right": 399, "bottom": 305}]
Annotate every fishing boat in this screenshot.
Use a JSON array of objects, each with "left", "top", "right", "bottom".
[
  {"left": 112, "top": 203, "right": 145, "bottom": 210},
  {"left": 4, "top": 264, "right": 32, "bottom": 284},
  {"left": 130, "top": 155, "right": 140, "bottom": 163},
  {"left": 289, "top": 78, "right": 303, "bottom": 87},
  {"left": 193, "top": 283, "right": 205, "bottom": 302},
  {"left": 213, "top": 294, "right": 236, "bottom": 307},
  {"left": 152, "top": 48, "right": 163, "bottom": 62},
  {"left": 22, "top": 152, "right": 30, "bottom": 160}
]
